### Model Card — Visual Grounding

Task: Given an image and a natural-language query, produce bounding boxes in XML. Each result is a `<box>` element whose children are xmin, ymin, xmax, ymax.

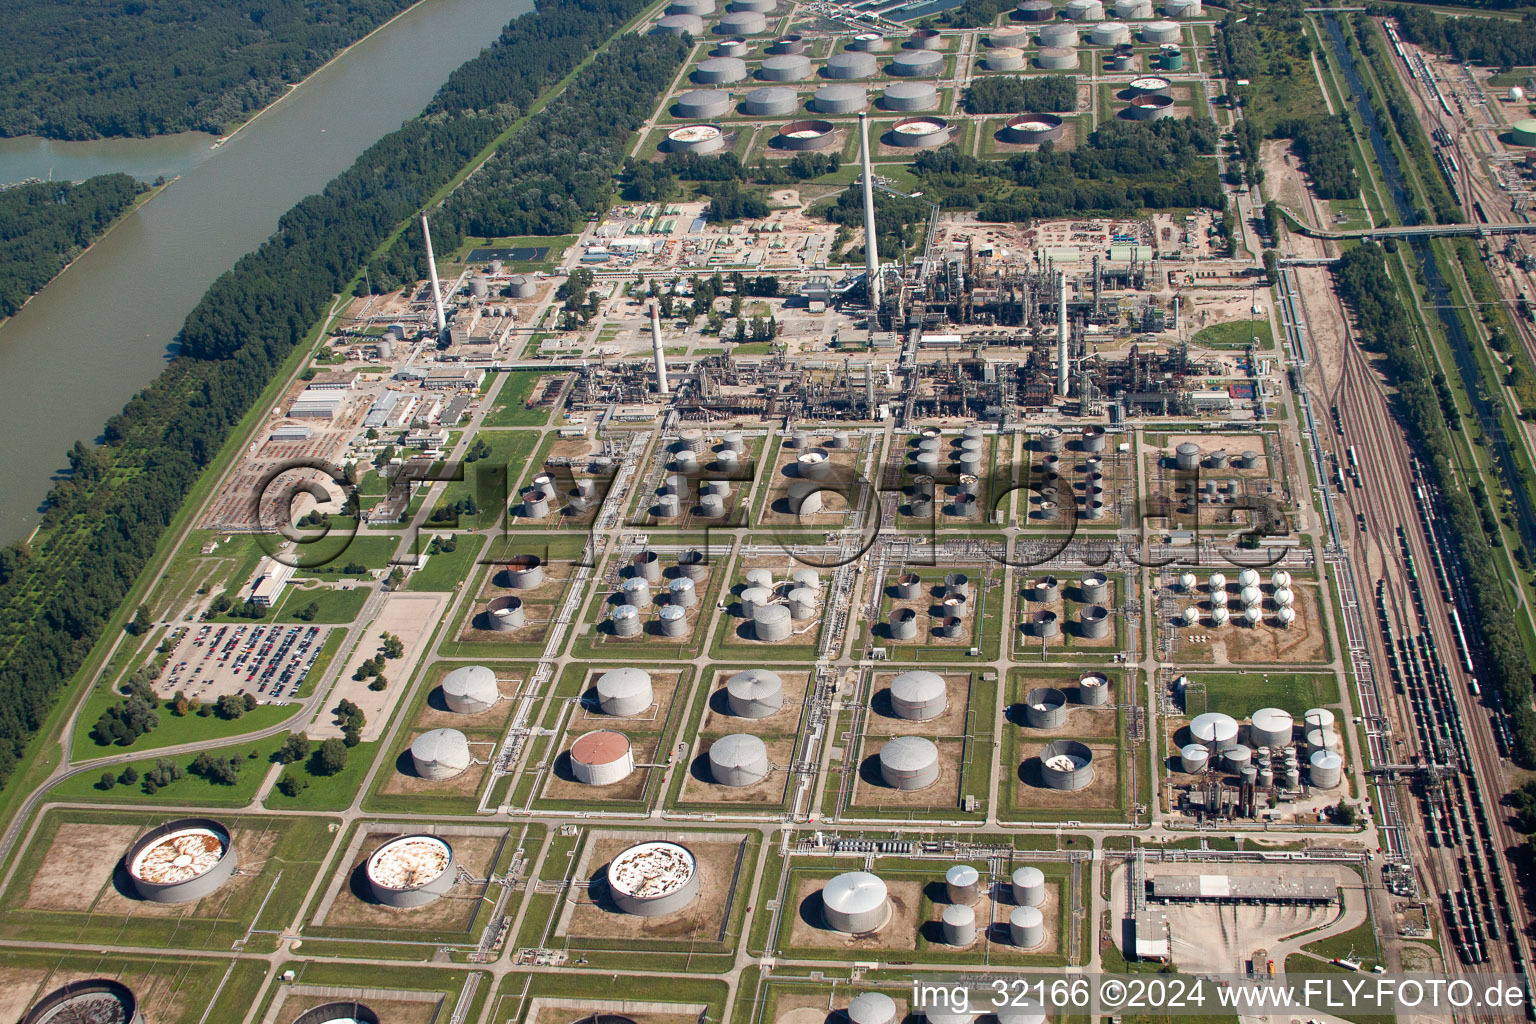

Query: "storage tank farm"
<box><xmin>20</xmin><ymin>980</ymin><xmax>145</xmax><ymax>1024</ymax></box>
<box><xmin>606</xmin><ymin>841</ymin><xmax>700</xmax><ymax>916</ymax></box>
<box><xmin>365</xmin><ymin>834</ymin><xmax>457</xmax><ymax>907</ymax></box>
<box><xmin>823</xmin><ymin>870</ymin><xmax>891</xmax><ymax>933</ymax></box>
<box><xmin>442</xmin><ymin>664</ymin><xmax>500</xmax><ymax>713</ymax></box>
<box><xmin>123</xmin><ymin>817</ymin><xmax>239</xmax><ymax>903</ymax></box>
<box><xmin>726</xmin><ymin>667</ymin><xmax>785</xmax><ymax>717</ymax></box>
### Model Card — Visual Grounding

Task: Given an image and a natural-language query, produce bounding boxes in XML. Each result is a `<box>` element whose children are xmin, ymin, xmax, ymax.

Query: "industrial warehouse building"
<box><xmin>1146</xmin><ymin>874</ymin><xmax>1336</xmax><ymax>905</ymax></box>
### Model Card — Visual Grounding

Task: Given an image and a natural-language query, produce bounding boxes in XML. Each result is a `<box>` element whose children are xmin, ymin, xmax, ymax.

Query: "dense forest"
<box><xmin>1272</xmin><ymin>116</ymin><xmax>1357</xmax><ymax>200</ymax></box>
<box><xmin>370</xmin><ymin>33</ymin><xmax>688</xmax><ymax>284</ymax></box>
<box><xmin>909</xmin><ymin>118</ymin><xmax>1223</xmax><ymax>222</ymax></box>
<box><xmin>0</xmin><ymin>174</ymin><xmax>141</xmax><ymax>318</ymax></box>
<box><xmin>0</xmin><ymin>0</ymin><xmax>418</xmax><ymax>139</ymax></box>
<box><xmin>0</xmin><ymin>0</ymin><xmax>665</xmax><ymax>791</ymax></box>
<box><xmin>934</xmin><ymin>0</ymin><xmax>1016</xmax><ymax>29</ymax></box>
<box><xmin>1382</xmin><ymin>3</ymin><xmax>1536</xmax><ymax>68</ymax></box>
<box><xmin>1334</xmin><ymin>245</ymin><xmax>1536</xmax><ymax>766</ymax></box>
<box><xmin>962</xmin><ymin>76</ymin><xmax>1078</xmax><ymax>115</ymax></box>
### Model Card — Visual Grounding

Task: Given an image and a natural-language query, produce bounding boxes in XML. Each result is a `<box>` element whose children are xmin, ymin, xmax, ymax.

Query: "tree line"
<box><xmin>1380</xmin><ymin>3</ymin><xmax>1536</xmax><ymax>68</ymax></box>
<box><xmin>0</xmin><ymin>174</ymin><xmax>142</xmax><ymax>318</ymax></box>
<box><xmin>907</xmin><ymin>118</ymin><xmax>1223</xmax><ymax>222</ymax></box>
<box><xmin>1334</xmin><ymin>244</ymin><xmax>1536</xmax><ymax>766</ymax></box>
<box><xmin>0</xmin><ymin>0</ymin><xmax>418</xmax><ymax>139</ymax></box>
<box><xmin>962</xmin><ymin>75</ymin><xmax>1077</xmax><ymax>116</ymax></box>
<box><xmin>0</xmin><ymin>0</ymin><xmax>662</xmax><ymax>793</ymax></box>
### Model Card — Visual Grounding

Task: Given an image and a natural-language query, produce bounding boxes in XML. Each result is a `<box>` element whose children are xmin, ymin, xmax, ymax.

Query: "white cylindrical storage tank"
<box><xmin>1304</xmin><ymin>725</ymin><xmax>1340</xmax><ymax>754</ymax></box>
<box><xmin>695</xmin><ymin>56</ymin><xmax>749</xmax><ymax>82</ymax></box>
<box><xmin>792</xmin><ymin>567</ymin><xmax>821</xmax><ymax>591</ymax></box>
<box><xmin>486</xmin><ymin>595</ymin><xmax>525</xmax><ymax>631</ymax></box>
<box><xmin>760</xmin><ymin>54</ymin><xmax>813</xmax><ymax>80</ymax></box>
<box><xmin>411</xmin><ymin>728</ymin><xmax>471</xmax><ymax>780</ymax></box>
<box><xmin>768</xmin><ymin>33</ymin><xmax>806</xmax><ymax>53</ymax></box>
<box><xmin>675</xmin><ymin>88</ymin><xmax>732</xmax><ymax>118</ymax></box>
<box><xmin>1079</xmin><ymin>605</ymin><xmax>1110</xmax><ymax>639</ymax></box>
<box><xmin>739</xmin><ymin>585</ymin><xmax>772</xmax><ymax>617</ymax></box>
<box><xmin>730</xmin><ymin>0</ymin><xmax>775</xmax><ymax>9</ymax></box>
<box><xmin>849</xmin><ymin>995</ymin><xmax>898</xmax><ymax>1024</ymax></box>
<box><xmin>891</xmin><ymin>669</ymin><xmax>948</xmax><ymax>721</ymax></box>
<box><xmin>945</xmin><ymin>864</ymin><xmax>980</xmax><ymax>905</ymax></box>
<box><xmin>1222</xmin><ymin>745</ymin><xmax>1252</xmax><ymax>773</ymax></box>
<box><xmin>1165</xmin><ymin>0</ymin><xmax>1200</xmax><ymax>12</ymax></box>
<box><xmin>679</xmin><ymin>548</ymin><xmax>709</xmax><ymax>579</ymax></box>
<box><xmin>1190</xmin><ymin>711</ymin><xmax>1239</xmax><ymax>750</ymax></box>
<box><xmin>611</xmin><ymin>603</ymin><xmax>642</xmax><ymax>637</ymax></box>
<box><xmin>879</xmin><ymin>735</ymin><xmax>940</xmax><ymax>790</ymax></box>
<box><xmin>997</xmin><ymin>1004</ymin><xmax>1046</xmax><ymax>1024</ymax></box>
<box><xmin>881</xmin><ymin>80</ymin><xmax>939</xmax><ymax>110</ymax></box>
<box><xmin>941</xmin><ymin>903</ymin><xmax>977</xmax><ymax>946</ymax></box>
<box><xmin>1078</xmin><ymin>672</ymin><xmax>1111</xmax><ymax>705</ymax></box>
<box><xmin>505</xmin><ymin>275</ymin><xmax>536</xmax><ymax>298</ymax></box>
<box><xmin>814</xmin><ymin>83</ymin><xmax>867</xmax><ymax>112</ymax></box>
<box><xmin>124</xmin><ymin>818</ymin><xmax>239</xmax><ymax>904</ymax></box>
<box><xmin>1174</xmin><ymin>441</ymin><xmax>1201</xmax><ymax>470</ymax></box>
<box><xmin>522</xmin><ymin>489</ymin><xmax>552</xmax><ymax>519</ymax></box>
<box><xmin>500</xmin><ymin>554</ymin><xmax>545</xmax><ymax>589</ymax></box>
<box><xmin>889</xmin><ymin>50</ymin><xmax>943</xmax><ymax>77</ymax></box>
<box><xmin>985</xmin><ymin>46</ymin><xmax>1026</xmax><ymax>71</ymax></box>
<box><xmin>848</xmin><ymin>31</ymin><xmax>887</xmax><ymax>51</ymax></box>
<box><xmin>909</xmin><ymin>27</ymin><xmax>944</xmax><ymax>48</ymax></box>
<box><xmin>745</xmin><ymin>567</ymin><xmax>775</xmax><ymax>589</ymax></box>
<box><xmin>667</xmin><ymin>123</ymin><xmax>726</xmax><ymax>155</ymax></box>
<box><xmin>1040</xmin><ymin>739</ymin><xmax>1095</xmax><ymax>789</ymax></box>
<box><xmin>1035</xmin><ymin>46</ymin><xmax>1079</xmax><ymax>69</ymax></box>
<box><xmin>655</xmin><ymin>13</ymin><xmax>704</xmax><ymax>34</ymax></box>
<box><xmin>669</xmin><ymin>576</ymin><xmax>698</xmax><ymax>607</ymax></box>
<box><xmin>366</xmin><ymin>834</ymin><xmax>456</xmax><ymax>908</ymax></box>
<box><xmin>787</xmin><ymin>587</ymin><xmax>818</xmax><ymax>619</ymax></box>
<box><xmin>1115</xmin><ymin>0</ymin><xmax>1151</xmax><ymax>15</ymax></box>
<box><xmin>621</xmin><ymin>576</ymin><xmax>653</xmax><ymax>609</ymax></box>
<box><xmin>658</xmin><ymin>604</ymin><xmax>689</xmax><ymax>637</ymax></box>
<box><xmin>1064</xmin><ymin>0</ymin><xmax>1104</xmax><ymax>17</ymax></box>
<box><xmin>1014</xmin><ymin>0</ymin><xmax>1054</xmax><ymax>19</ymax></box>
<box><xmin>1079</xmin><ymin>573</ymin><xmax>1109</xmax><ymax>604</ymax></box>
<box><xmin>709</xmin><ymin>733</ymin><xmax>771</xmax><ymax>786</ymax></box>
<box><xmin>754</xmin><ymin>604</ymin><xmax>793</xmax><ymax>641</ymax></box>
<box><xmin>1141</xmin><ymin>19</ymin><xmax>1180</xmax><ymax>43</ymax></box>
<box><xmin>1025</xmin><ymin>686</ymin><xmax>1068</xmax><ymax>729</ymax></box>
<box><xmin>698</xmin><ymin>492</ymin><xmax>727</xmax><ymax>517</ymax></box>
<box><xmin>1038</xmin><ymin>23</ymin><xmax>1079</xmax><ymax>47</ymax></box>
<box><xmin>571</xmin><ymin>730</ymin><xmax>634</xmax><ymax>784</ymax></box>
<box><xmin>607</xmin><ymin>841</ymin><xmax>701</xmax><ymax>917</ymax></box>
<box><xmin>668</xmin><ymin>0</ymin><xmax>714</xmax><ymax>11</ymax></box>
<box><xmin>890</xmin><ymin>608</ymin><xmax>919</xmax><ymax>639</ymax></box>
<box><xmin>1305</xmin><ymin>707</ymin><xmax>1336</xmax><ymax>732</ymax></box>
<box><xmin>1309</xmin><ymin>750</ymin><xmax>1343</xmax><ymax>789</ymax></box>
<box><xmin>787</xmin><ymin>479</ymin><xmax>824</xmax><ymax>515</ymax></box>
<box><xmin>1009</xmin><ymin>904</ymin><xmax>1045</xmax><ymax>948</ymax></box>
<box><xmin>798</xmin><ymin>450</ymin><xmax>833</xmax><ymax>478</ymax></box>
<box><xmin>1179</xmin><ymin>742</ymin><xmax>1210</xmax><ymax>773</ymax></box>
<box><xmin>1089</xmin><ymin>21</ymin><xmax>1130</xmax><ymax>44</ymax></box>
<box><xmin>1211</xmin><ymin>606</ymin><xmax>1230</xmax><ymax>627</ymax></box>
<box><xmin>826</xmin><ymin>50</ymin><xmax>879</xmax><ymax>78</ymax></box>
<box><xmin>716</xmin><ymin>10</ymin><xmax>767</xmax><ymax>34</ymax></box>
<box><xmin>727</xmin><ymin>668</ymin><xmax>784</xmax><ymax>717</ymax></box>
<box><xmin>1250</xmin><ymin>708</ymin><xmax>1294</xmax><ymax>749</ymax></box>
<box><xmin>824</xmin><ymin>871</ymin><xmax>891</xmax><ymax>933</ymax></box>
<box><xmin>636</xmin><ymin>549</ymin><xmax>664</xmax><ymax>581</ymax></box>
<box><xmin>596</xmin><ymin>667</ymin><xmax>654</xmax><ymax>717</ymax></box>
<box><xmin>442</xmin><ymin>665</ymin><xmax>500</xmax><ymax>714</ymax></box>
<box><xmin>1011</xmin><ymin>865</ymin><xmax>1045</xmax><ymax>906</ymax></box>
<box><xmin>673</xmin><ymin>449</ymin><xmax>699</xmax><ymax>474</ymax></box>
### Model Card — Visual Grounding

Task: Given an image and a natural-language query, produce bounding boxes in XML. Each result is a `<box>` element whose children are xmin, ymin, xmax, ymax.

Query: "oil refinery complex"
<box><xmin>11</xmin><ymin>0</ymin><xmax>1536</xmax><ymax>1022</ymax></box>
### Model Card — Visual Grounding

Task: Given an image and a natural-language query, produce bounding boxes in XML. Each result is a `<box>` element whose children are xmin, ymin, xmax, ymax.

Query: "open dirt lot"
<box><xmin>557</xmin><ymin>833</ymin><xmax>746</xmax><ymax>942</ymax></box>
<box><xmin>315</xmin><ymin>590</ymin><xmax>448</xmax><ymax>742</ymax></box>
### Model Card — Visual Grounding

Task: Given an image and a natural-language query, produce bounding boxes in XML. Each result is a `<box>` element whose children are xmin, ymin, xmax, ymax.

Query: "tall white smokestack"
<box><xmin>858</xmin><ymin>112</ymin><xmax>880</xmax><ymax>314</ymax></box>
<box><xmin>421</xmin><ymin>213</ymin><xmax>447</xmax><ymax>337</ymax></box>
<box><xmin>1057</xmin><ymin>272</ymin><xmax>1069</xmax><ymax>397</ymax></box>
<box><xmin>651</xmin><ymin>300</ymin><xmax>670</xmax><ymax>396</ymax></box>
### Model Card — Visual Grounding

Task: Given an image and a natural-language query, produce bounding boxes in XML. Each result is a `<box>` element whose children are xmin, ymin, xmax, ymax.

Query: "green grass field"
<box><xmin>1191</xmin><ymin>317</ymin><xmax>1275</xmax><ymax>350</ymax></box>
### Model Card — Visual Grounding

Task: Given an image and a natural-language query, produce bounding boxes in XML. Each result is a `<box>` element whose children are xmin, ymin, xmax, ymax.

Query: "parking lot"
<box><xmin>155</xmin><ymin>623</ymin><xmax>331</xmax><ymax>704</ymax></box>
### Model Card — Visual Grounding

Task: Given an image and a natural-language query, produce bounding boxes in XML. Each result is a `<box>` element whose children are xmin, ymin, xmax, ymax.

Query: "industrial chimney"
<box><xmin>421</xmin><ymin>213</ymin><xmax>447</xmax><ymax>339</ymax></box>
<box><xmin>858</xmin><ymin>112</ymin><xmax>880</xmax><ymax>314</ymax></box>
<box><xmin>651</xmin><ymin>301</ymin><xmax>670</xmax><ymax>396</ymax></box>
<box><xmin>1057</xmin><ymin>272</ymin><xmax>1069</xmax><ymax>398</ymax></box>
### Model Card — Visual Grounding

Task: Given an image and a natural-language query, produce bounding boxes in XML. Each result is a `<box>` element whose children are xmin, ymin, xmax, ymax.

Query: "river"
<box><xmin>0</xmin><ymin>0</ymin><xmax>531</xmax><ymax>543</ymax></box>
